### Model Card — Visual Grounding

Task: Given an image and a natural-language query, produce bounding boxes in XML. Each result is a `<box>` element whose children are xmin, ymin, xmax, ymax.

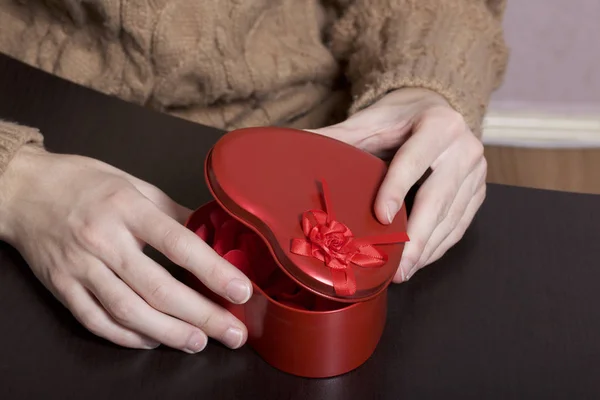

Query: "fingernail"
<box><xmin>386</xmin><ymin>201</ymin><xmax>399</xmax><ymax>224</ymax></box>
<box><xmin>223</xmin><ymin>327</ymin><xmax>244</xmax><ymax>349</ymax></box>
<box><xmin>226</xmin><ymin>279</ymin><xmax>252</xmax><ymax>304</ymax></box>
<box><xmin>405</xmin><ymin>265</ymin><xmax>418</xmax><ymax>281</ymax></box>
<box><xmin>184</xmin><ymin>331</ymin><xmax>207</xmax><ymax>354</ymax></box>
<box><xmin>142</xmin><ymin>341</ymin><xmax>160</xmax><ymax>350</ymax></box>
<box><xmin>399</xmin><ymin>260</ymin><xmax>413</xmax><ymax>282</ymax></box>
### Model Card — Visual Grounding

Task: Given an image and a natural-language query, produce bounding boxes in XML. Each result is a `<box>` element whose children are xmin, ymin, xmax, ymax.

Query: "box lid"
<box><xmin>205</xmin><ymin>127</ymin><xmax>409</xmax><ymax>302</ymax></box>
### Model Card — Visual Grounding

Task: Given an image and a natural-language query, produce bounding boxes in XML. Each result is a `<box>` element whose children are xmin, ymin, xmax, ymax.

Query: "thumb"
<box><xmin>307</xmin><ymin>116</ymin><xmax>380</xmax><ymax>148</ymax></box>
<box><xmin>305</xmin><ymin>122</ymin><xmax>349</xmax><ymax>141</ymax></box>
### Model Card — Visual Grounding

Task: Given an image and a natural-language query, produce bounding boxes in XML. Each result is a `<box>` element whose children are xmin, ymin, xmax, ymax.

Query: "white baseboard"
<box><xmin>482</xmin><ymin>102</ymin><xmax>600</xmax><ymax>148</ymax></box>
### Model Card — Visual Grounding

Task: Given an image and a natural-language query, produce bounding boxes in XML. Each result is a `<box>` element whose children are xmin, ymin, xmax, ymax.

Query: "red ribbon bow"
<box><xmin>290</xmin><ymin>180</ymin><xmax>409</xmax><ymax>296</ymax></box>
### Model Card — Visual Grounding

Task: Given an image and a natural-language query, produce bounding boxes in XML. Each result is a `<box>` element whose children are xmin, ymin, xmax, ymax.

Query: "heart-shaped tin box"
<box><xmin>184</xmin><ymin>127</ymin><xmax>409</xmax><ymax>378</ymax></box>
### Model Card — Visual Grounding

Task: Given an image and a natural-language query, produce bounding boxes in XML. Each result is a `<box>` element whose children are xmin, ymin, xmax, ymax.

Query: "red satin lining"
<box><xmin>193</xmin><ymin>207</ymin><xmax>343</xmax><ymax>312</ymax></box>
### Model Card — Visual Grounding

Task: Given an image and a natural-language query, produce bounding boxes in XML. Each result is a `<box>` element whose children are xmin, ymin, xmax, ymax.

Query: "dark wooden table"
<box><xmin>1</xmin><ymin>54</ymin><xmax>600</xmax><ymax>399</ymax></box>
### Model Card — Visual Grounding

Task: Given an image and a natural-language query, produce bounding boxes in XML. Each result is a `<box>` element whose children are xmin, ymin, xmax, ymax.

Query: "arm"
<box><xmin>324</xmin><ymin>0</ymin><xmax>509</xmax><ymax>135</ymax></box>
<box><xmin>0</xmin><ymin>119</ymin><xmax>252</xmax><ymax>353</ymax></box>
<box><xmin>315</xmin><ymin>0</ymin><xmax>509</xmax><ymax>281</ymax></box>
<box><xmin>0</xmin><ymin>120</ymin><xmax>44</xmax><ymax>238</ymax></box>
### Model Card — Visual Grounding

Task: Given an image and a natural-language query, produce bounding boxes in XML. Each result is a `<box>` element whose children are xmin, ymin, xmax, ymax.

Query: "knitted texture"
<box><xmin>326</xmin><ymin>0</ymin><xmax>509</xmax><ymax>134</ymax></box>
<box><xmin>0</xmin><ymin>120</ymin><xmax>44</xmax><ymax>176</ymax></box>
<box><xmin>0</xmin><ymin>0</ymin><xmax>508</xmax><ymax>176</ymax></box>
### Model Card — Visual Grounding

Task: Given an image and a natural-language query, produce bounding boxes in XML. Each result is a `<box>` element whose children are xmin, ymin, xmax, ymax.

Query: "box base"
<box><xmin>185</xmin><ymin>201</ymin><xmax>387</xmax><ymax>378</ymax></box>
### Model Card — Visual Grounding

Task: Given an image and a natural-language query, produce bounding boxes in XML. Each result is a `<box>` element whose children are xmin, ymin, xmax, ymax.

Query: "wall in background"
<box><xmin>490</xmin><ymin>0</ymin><xmax>600</xmax><ymax>112</ymax></box>
<box><xmin>483</xmin><ymin>1</ymin><xmax>600</xmax><ymax>194</ymax></box>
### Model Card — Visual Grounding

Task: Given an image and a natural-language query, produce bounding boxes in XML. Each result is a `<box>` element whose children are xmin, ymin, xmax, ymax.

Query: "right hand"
<box><xmin>0</xmin><ymin>146</ymin><xmax>252</xmax><ymax>353</ymax></box>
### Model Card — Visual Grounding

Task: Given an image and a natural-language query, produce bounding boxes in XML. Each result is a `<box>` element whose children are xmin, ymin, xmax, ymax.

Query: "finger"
<box><xmin>395</xmin><ymin>136</ymin><xmax>483</xmax><ymax>281</ymax></box>
<box><xmin>61</xmin><ymin>280</ymin><xmax>159</xmax><ymax>349</ymax></box>
<box><xmin>111</xmin><ymin>240</ymin><xmax>247</xmax><ymax>349</ymax></box>
<box><xmin>395</xmin><ymin>159</ymin><xmax>486</xmax><ymax>282</ymax></box>
<box><xmin>126</xmin><ymin>199</ymin><xmax>253</xmax><ymax>305</ymax></box>
<box><xmin>424</xmin><ymin>184</ymin><xmax>487</xmax><ymax>267</ymax></box>
<box><xmin>374</xmin><ymin>107</ymin><xmax>466</xmax><ymax>225</ymax></box>
<box><xmin>84</xmin><ymin>263</ymin><xmax>208</xmax><ymax>353</ymax></box>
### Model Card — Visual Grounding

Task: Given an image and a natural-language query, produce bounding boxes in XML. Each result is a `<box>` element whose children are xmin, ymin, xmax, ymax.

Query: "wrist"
<box><xmin>0</xmin><ymin>145</ymin><xmax>44</xmax><ymax>242</ymax></box>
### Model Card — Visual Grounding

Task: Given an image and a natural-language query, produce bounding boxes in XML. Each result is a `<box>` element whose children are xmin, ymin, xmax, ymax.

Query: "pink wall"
<box><xmin>491</xmin><ymin>0</ymin><xmax>600</xmax><ymax>109</ymax></box>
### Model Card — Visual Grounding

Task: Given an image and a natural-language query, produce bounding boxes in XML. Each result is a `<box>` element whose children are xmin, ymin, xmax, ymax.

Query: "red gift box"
<box><xmin>185</xmin><ymin>127</ymin><xmax>408</xmax><ymax>378</ymax></box>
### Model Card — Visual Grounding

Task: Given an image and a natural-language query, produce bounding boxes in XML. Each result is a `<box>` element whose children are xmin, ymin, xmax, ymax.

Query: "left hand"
<box><xmin>311</xmin><ymin>88</ymin><xmax>487</xmax><ymax>282</ymax></box>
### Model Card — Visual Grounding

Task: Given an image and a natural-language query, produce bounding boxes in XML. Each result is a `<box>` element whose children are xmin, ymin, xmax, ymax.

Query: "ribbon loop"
<box><xmin>290</xmin><ymin>180</ymin><xmax>409</xmax><ymax>296</ymax></box>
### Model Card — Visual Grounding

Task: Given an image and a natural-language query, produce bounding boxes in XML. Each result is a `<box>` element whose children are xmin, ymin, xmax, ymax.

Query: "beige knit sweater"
<box><xmin>0</xmin><ymin>0</ymin><xmax>508</xmax><ymax>176</ymax></box>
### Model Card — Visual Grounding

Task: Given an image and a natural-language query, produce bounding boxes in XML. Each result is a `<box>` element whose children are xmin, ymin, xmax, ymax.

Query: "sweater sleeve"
<box><xmin>0</xmin><ymin>120</ymin><xmax>44</xmax><ymax>177</ymax></box>
<box><xmin>324</xmin><ymin>0</ymin><xmax>509</xmax><ymax>135</ymax></box>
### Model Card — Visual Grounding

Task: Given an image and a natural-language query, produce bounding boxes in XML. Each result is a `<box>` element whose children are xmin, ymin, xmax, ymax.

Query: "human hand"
<box><xmin>0</xmin><ymin>147</ymin><xmax>252</xmax><ymax>352</ymax></box>
<box><xmin>312</xmin><ymin>88</ymin><xmax>487</xmax><ymax>282</ymax></box>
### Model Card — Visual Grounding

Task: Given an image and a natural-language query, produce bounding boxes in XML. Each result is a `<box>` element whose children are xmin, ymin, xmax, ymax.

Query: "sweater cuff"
<box><xmin>330</xmin><ymin>1</ymin><xmax>509</xmax><ymax>136</ymax></box>
<box><xmin>349</xmin><ymin>64</ymin><xmax>494</xmax><ymax>135</ymax></box>
<box><xmin>0</xmin><ymin>120</ymin><xmax>44</xmax><ymax>177</ymax></box>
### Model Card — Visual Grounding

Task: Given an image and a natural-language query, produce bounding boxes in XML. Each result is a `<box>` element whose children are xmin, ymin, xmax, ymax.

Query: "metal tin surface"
<box><xmin>204</xmin><ymin>127</ymin><xmax>408</xmax><ymax>301</ymax></box>
<box><xmin>185</xmin><ymin>201</ymin><xmax>387</xmax><ymax>378</ymax></box>
<box><xmin>184</xmin><ymin>127</ymin><xmax>408</xmax><ymax>377</ymax></box>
